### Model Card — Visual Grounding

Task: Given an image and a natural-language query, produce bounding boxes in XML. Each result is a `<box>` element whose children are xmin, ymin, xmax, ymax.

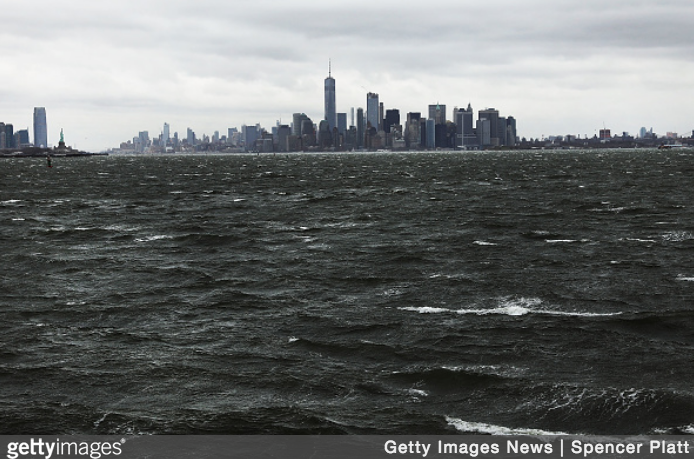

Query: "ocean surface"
<box><xmin>2</xmin><ymin>149</ymin><xmax>694</xmax><ymax>435</ymax></box>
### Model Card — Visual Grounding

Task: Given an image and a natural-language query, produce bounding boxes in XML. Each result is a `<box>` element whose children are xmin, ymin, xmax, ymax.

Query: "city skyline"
<box><xmin>2</xmin><ymin>0</ymin><xmax>694</xmax><ymax>152</ymax></box>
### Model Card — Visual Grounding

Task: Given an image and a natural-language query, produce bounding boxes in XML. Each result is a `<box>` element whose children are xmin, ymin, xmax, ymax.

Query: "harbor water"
<box><xmin>1</xmin><ymin>149</ymin><xmax>694</xmax><ymax>435</ymax></box>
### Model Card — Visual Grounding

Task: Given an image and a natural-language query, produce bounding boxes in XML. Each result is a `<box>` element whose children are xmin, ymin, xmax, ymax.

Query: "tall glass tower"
<box><xmin>366</xmin><ymin>92</ymin><xmax>379</xmax><ymax>131</ymax></box>
<box><xmin>33</xmin><ymin>107</ymin><xmax>48</xmax><ymax>148</ymax></box>
<box><xmin>324</xmin><ymin>61</ymin><xmax>336</xmax><ymax>131</ymax></box>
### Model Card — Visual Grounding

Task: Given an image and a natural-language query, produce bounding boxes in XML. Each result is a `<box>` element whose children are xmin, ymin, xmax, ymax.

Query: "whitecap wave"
<box><xmin>624</xmin><ymin>237</ymin><xmax>657</xmax><ymax>243</ymax></box>
<box><xmin>458</xmin><ymin>305</ymin><xmax>530</xmax><ymax>316</ymax></box>
<box><xmin>399</xmin><ymin>306</ymin><xmax>450</xmax><ymax>314</ymax></box>
<box><xmin>445</xmin><ymin>417</ymin><xmax>567</xmax><ymax>435</ymax></box>
<box><xmin>407</xmin><ymin>388</ymin><xmax>429</xmax><ymax>397</ymax></box>
<box><xmin>400</xmin><ymin>298</ymin><xmax>621</xmax><ymax>317</ymax></box>
<box><xmin>135</xmin><ymin>235</ymin><xmax>173</xmax><ymax>242</ymax></box>
<box><xmin>456</xmin><ymin>307</ymin><xmax>620</xmax><ymax>318</ymax></box>
<box><xmin>663</xmin><ymin>231</ymin><xmax>694</xmax><ymax>242</ymax></box>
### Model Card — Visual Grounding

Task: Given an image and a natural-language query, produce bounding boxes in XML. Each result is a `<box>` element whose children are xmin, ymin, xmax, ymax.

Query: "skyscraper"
<box><xmin>426</xmin><ymin>119</ymin><xmax>436</xmax><ymax>149</ymax></box>
<box><xmin>366</xmin><ymin>93</ymin><xmax>379</xmax><ymax>131</ymax></box>
<box><xmin>337</xmin><ymin>113</ymin><xmax>347</xmax><ymax>136</ymax></box>
<box><xmin>428</xmin><ymin>104</ymin><xmax>446</xmax><ymax>125</ymax></box>
<box><xmin>384</xmin><ymin>109</ymin><xmax>400</xmax><ymax>134</ymax></box>
<box><xmin>356</xmin><ymin>108</ymin><xmax>365</xmax><ymax>148</ymax></box>
<box><xmin>0</xmin><ymin>123</ymin><xmax>13</xmax><ymax>149</ymax></box>
<box><xmin>478</xmin><ymin>108</ymin><xmax>500</xmax><ymax>146</ymax></box>
<box><xmin>138</xmin><ymin>131</ymin><xmax>150</xmax><ymax>152</ymax></box>
<box><xmin>405</xmin><ymin>112</ymin><xmax>421</xmax><ymax>149</ymax></box>
<box><xmin>455</xmin><ymin>103</ymin><xmax>477</xmax><ymax>149</ymax></box>
<box><xmin>293</xmin><ymin>113</ymin><xmax>312</xmax><ymax>137</ymax></box>
<box><xmin>244</xmin><ymin>125</ymin><xmax>258</xmax><ymax>152</ymax></box>
<box><xmin>163</xmin><ymin>123</ymin><xmax>170</xmax><ymax>146</ymax></box>
<box><xmin>506</xmin><ymin>116</ymin><xmax>517</xmax><ymax>146</ymax></box>
<box><xmin>33</xmin><ymin>107</ymin><xmax>47</xmax><ymax>148</ymax></box>
<box><xmin>324</xmin><ymin>61</ymin><xmax>336</xmax><ymax>131</ymax></box>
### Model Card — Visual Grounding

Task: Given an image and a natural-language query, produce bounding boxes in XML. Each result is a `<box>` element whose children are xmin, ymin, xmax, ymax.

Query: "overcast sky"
<box><xmin>3</xmin><ymin>0</ymin><xmax>694</xmax><ymax>151</ymax></box>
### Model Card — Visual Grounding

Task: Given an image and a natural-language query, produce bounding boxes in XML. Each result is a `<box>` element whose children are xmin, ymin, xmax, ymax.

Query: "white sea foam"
<box><xmin>135</xmin><ymin>235</ymin><xmax>173</xmax><ymax>242</ymax></box>
<box><xmin>93</xmin><ymin>412</ymin><xmax>114</xmax><ymax>428</ymax></box>
<box><xmin>401</xmin><ymin>297</ymin><xmax>621</xmax><ymax>318</ymax></box>
<box><xmin>663</xmin><ymin>231</ymin><xmax>694</xmax><ymax>242</ymax></box>
<box><xmin>407</xmin><ymin>388</ymin><xmax>429</xmax><ymax>397</ymax></box>
<box><xmin>458</xmin><ymin>306</ymin><xmax>531</xmax><ymax>316</ymax></box>
<box><xmin>457</xmin><ymin>307</ymin><xmax>620</xmax><ymax>318</ymax></box>
<box><xmin>473</xmin><ymin>240</ymin><xmax>498</xmax><ymax>246</ymax></box>
<box><xmin>399</xmin><ymin>307</ymin><xmax>450</xmax><ymax>314</ymax></box>
<box><xmin>676</xmin><ymin>275</ymin><xmax>694</xmax><ymax>282</ymax></box>
<box><xmin>441</xmin><ymin>364</ymin><xmax>528</xmax><ymax>378</ymax></box>
<box><xmin>445</xmin><ymin>417</ymin><xmax>568</xmax><ymax>435</ymax></box>
<box><xmin>288</xmin><ymin>336</ymin><xmax>299</xmax><ymax>343</ymax></box>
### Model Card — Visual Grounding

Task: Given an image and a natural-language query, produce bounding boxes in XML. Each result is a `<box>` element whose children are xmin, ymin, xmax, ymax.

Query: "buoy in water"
<box><xmin>47</xmin><ymin>156</ymin><xmax>52</xmax><ymax>168</ymax></box>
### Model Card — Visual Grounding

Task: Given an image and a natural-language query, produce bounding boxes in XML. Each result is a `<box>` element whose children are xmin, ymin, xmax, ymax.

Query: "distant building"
<box><xmin>138</xmin><ymin>131</ymin><xmax>150</xmax><ymax>152</ymax></box>
<box><xmin>366</xmin><ymin>93</ymin><xmax>379</xmax><ymax>134</ymax></box>
<box><xmin>379</xmin><ymin>102</ymin><xmax>385</xmax><ymax>132</ymax></box>
<box><xmin>455</xmin><ymin>104</ymin><xmax>477</xmax><ymax>149</ymax></box>
<box><xmin>244</xmin><ymin>125</ymin><xmax>259</xmax><ymax>151</ymax></box>
<box><xmin>599</xmin><ymin>129</ymin><xmax>611</xmax><ymax>140</ymax></box>
<box><xmin>478</xmin><ymin>108</ymin><xmax>499</xmax><ymax>146</ymax></box>
<box><xmin>324</xmin><ymin>62</ymin><xmax>336</xmax><ymax>131</ymax></box>
<box><xmin>0</xmin><ymin>123</ymin><xmax>13</xmax><ymax>149</ymax></box>
<box><xmin>405</xmin><ymin>112</ymin><xmax>421</xmax><ymax>149</ymax></box>
<box><xmin>33</xmin><ymin>107</ymin><xmax>47</xmax><ymax>148</ymax></box>
<box><xmin>318</xmin><ymin>120</ymin><xmax>333</xmax><ymax>148</ymax></box>
<box><xmin>337</xmin><ymin>113</ymin><xmax>347</xmax><ymax>136</ymax></box>
<box><xmin>163</xmin><ymin>123</ymin><xmax>170</xmax><ymax>146</ymax></box>
<box><xmin>428</xmin><ymin>104</ymin><xmax>446</xmax><ymax>125</ymax></box>
<box><xmin>498</xmin><ymin>117</ymin><xmax>507</xmax><ymax>146</ymax></box>
<box><xmin>300</xmin><ymin>117</ymin><xmax>315</xmax><ymax>147</ymax></box>
<box><xmin>356</xmin><ymin>107</ymin><xmax>365</xmax><ymax>148</ymax></box>
<box><xmin>426</xmin><ymin>119</ymin><xmax>435</xmax><ymax>149</ymax></box>
<box><xmin>477</xmin><ymin>118</ymin><xmax>491</xmax><ymax>146</ymax></box>
<box><xmin>384</xmin><ymin>109</ymin><xmax>400</xmax><ymax>134</ymax></box>
<box><xmin>506</xmin><ymin>116</ymin><xmax>517</xmax><ymax>146</ymax></box>
<box><xmin>15</xmin><ymin>129</ymin><xmax>30</xmax><ymax>148</ymax></box>
<box><xmin>293</xmin><ymin>113</ymin><xmax>311</xmax><ymax>137</ymax></box>
<box><xmin>277</xmin><ymin>125</ymin><xmax>291</xmax><ymax>152</ymax></box>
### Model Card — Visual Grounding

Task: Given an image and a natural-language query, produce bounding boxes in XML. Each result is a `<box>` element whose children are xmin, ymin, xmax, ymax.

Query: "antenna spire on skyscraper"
<box><xmin>329</xmin><ymin>58</ymin><xmax>331</xmax><ymax>78</ymax></box>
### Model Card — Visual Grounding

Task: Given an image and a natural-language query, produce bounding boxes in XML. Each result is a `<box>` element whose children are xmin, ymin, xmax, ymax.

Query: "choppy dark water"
<box><xmin>2</xmin><ymin>150</ymin><xmax>694</xmax><ymax>435</ymax></box>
